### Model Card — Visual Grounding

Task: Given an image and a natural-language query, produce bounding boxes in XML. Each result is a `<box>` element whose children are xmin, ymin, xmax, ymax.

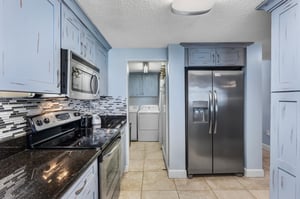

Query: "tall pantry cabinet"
<box><xmin>258</xmin><ymin>0</ymin><xmax>300</xmax><ymax>198</ymax></box>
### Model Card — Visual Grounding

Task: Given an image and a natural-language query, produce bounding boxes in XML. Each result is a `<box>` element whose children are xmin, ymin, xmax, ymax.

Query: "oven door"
<box><xmin>100</xmin><ymin>138</ymin><xmax>121</xmax><ymax>199</ymax></box>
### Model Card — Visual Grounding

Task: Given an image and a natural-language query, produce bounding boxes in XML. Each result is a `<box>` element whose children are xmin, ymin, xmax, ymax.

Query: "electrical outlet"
<box><xmin>266</xmin><ymin>129</ymin><xmax>270</xmax><ymax>136</ymax></box>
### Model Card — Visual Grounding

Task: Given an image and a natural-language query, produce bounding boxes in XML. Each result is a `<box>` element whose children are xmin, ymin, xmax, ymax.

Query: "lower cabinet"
<box><xmin>271</xmin><ymin>92</ymin><xmax>300</xmax><ymax>199</ymax></box>
<box><xmin>61</xmin><ymin>160</ymin><xmax>98</xmax><ymax>199</ymax></box>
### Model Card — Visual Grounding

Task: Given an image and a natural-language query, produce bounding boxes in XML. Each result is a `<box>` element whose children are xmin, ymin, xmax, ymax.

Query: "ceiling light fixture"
<box><xmin>171</xmin><ymin>0</ymin><xmax>215</xmax><ymax>16</ymax></box>
<box><xmin>143</xmin><ymin>62</ymin><xmax>149</xmax><ymax>73</ymax></box>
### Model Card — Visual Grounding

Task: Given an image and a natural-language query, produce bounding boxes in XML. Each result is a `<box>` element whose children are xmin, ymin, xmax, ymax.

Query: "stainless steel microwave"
<box><xmin>61</xmin><ymin>49</ymin><xmax>100</xmax><ymax>100</ymax></box>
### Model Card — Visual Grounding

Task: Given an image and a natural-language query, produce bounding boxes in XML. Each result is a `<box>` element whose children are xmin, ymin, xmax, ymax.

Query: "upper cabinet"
<box><xmin>271</xmin><ymin>0</ymin><xmax>300</xmax><ymax>91</ymax></box>
<box><xmin>1</xmin><ymin>0</ymin><xmax>61</xmax><ymax>93</ymax></box>
<box><xmin>187</xmin><ymin>47</ymin><xmax>245</xmax><ymax>66</ymax></box>
<box><xmin>95</xmin><ymin>44</ymin><xmax>108</xmax><ymax>96</ymax></box>
<box><xmin>129</xmin><ymin>73</ymin><xmax>159</xmax><ymax>97</ymax></box>
<box><xmin>61</xmin><ymin>4</ymin><xmax>81</xmax><ymax>54</ymax></box>
<box><xmin>61</xmin><ymin>1</ymin><xmax>110</xmax><ymax>96</ymax></box>
<box><xmin>62</xmin><ymin>4</ymin><xmax>96</xmax><ymax>65</ymax></box>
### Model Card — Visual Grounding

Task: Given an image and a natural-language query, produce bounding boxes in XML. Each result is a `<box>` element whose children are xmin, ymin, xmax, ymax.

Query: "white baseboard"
<box><xmin>244</xmin><ymin>168</ymin><xmax>265</xmax><ymax>177</ymax></box>
<box><xmin>168</xmin><ymin>169</ymin><xmax>187</xmax><ymax>179</ymax></box>
<box><xmin>262</xmin><ymin>143</ymin><xmax>270</xmax><ymax>151</ymax></box>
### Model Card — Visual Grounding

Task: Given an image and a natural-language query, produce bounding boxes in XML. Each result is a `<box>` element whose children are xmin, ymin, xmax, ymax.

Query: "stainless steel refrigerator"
<box><xmin>186</xmin><ymin>69</ymin><xmax>244</xmax><ymax>176</ymax></box>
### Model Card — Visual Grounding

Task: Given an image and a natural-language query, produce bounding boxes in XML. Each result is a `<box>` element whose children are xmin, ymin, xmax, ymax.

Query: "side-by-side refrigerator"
<box><xmin>186</xmin><ymin>69</ymin><xmax>244</xmax><ymax>176</ymax></box>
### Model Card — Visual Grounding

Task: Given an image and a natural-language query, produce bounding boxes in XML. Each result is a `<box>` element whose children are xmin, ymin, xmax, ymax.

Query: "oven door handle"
<box><xmin>103</xmin><ymin>139</ymin><xmax>121</xmax><ymax>160</ymax></box>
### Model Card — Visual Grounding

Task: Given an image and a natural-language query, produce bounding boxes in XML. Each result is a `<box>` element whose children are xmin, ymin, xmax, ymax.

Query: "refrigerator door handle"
<box><xmin>213</xmin><ymin>90</ymin><xmax>218</xmax><ymax>134</ymax></box>
<box><xmin>209</xmin><ymin>91</ymin><xmax>213</xmax><ymax>134</ymax></box>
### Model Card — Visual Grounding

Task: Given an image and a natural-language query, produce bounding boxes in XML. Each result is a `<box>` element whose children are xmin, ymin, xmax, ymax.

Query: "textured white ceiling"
<box><xmin>76</xmin><ymin>0</ymin><xmax>271</xmax><ymax>59</ymax></box>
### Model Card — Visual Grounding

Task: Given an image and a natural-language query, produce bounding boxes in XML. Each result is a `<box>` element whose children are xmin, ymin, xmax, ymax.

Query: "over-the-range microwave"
<box><xmin>61</xmin><ymin>49</ymin><xmax>100</xmax><ymax>100</ymax></box>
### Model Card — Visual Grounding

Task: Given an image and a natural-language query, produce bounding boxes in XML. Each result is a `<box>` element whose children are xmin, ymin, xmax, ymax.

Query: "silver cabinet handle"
<box><xmin>280</xmin><ymin>176</ymin><xmax>284</xmax><ymax>189</ymax></box>
<box><xmin>217</xmin><ymin>54</ymin><xmax>220</xmax><ymax>64</ymax></box>
<box><xmin>209</xmin><ymin>91</ymin><xmax>213</xmax><ymax>134</ymax></box>
<box><xmin>213</xmin><ymin>91</ymin><xmax>218</xmax><ymax>134</ymax></box>
<box><xmin>75</xmin><ymin>179</ymin><xmax>87</xmax><ymax>195</ymax></box>
<box><xmin>212</xmin><ymin>54</ymin><xmax>215</xmax><ymax>63</ymax></box>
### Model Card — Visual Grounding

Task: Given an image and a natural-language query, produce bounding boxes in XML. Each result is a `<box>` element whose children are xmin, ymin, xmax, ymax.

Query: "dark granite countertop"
<box><xmin>0</xmin><ymin>149</ymin><xmax>101</xmax><ymax>199</ymax></box>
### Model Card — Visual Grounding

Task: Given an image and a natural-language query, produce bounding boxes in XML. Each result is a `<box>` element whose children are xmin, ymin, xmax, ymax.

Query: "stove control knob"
<box><xmin>74</xmin><ymin>112</ymin><xmax>81</xmax><ymax>117</ymax></box>
<box><xmin>36</xmin><ymin>120</ymin><xmax>43</xmax><ymax>126</ymax></box>
<box><xmin>44</xmin><ymin>118</ymin><xmax>50</xmax><ymax>124</ymax></box>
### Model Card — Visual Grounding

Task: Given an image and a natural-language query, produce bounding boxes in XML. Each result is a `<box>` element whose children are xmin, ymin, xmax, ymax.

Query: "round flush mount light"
<box><xmin>171</xmin><ymin>0</ymin><xmax>215</xmax><ymax>15</ymax></box>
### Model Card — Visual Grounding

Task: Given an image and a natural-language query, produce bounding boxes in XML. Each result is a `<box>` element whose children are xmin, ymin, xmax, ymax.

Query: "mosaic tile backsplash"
<box><xmin>0</xmin><ymin>96</ymin><xmax>126</xmax><ymax>142</ymax></box>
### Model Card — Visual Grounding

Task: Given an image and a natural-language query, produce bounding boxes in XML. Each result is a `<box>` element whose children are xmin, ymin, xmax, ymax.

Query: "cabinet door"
<box><xmin>143</xmin><ymin>74</ymin><xmax>159</xmax><ymax>96</ymax></box>
<box><xmin>272</xmin><ymin>92</ymin><xmax>300</xmax><ymax>176</ymax></box>
<box><xmin>0</xmin><ymin>2</ymin><xmax>3</xmax><ymax>75</ymax></box>
<box><xmin>85</xmin><ymin>31</ymin><xmax>96</xmax><ymax>64</ymax></box>
<box><xmin>187</xmin><ymin>48</ymin><xmax>215</xmax><ymax>66</ymax></box>
<box><xmin>1</xmin><ymin>0</ymin><xmax>60</xmax><ymax>93</ymax></box>
<box><xmin>61</xmin><ymin>4</ymin><xmax>81</xmax><ymax>54</ymax></box>
<box><xmin>95</xmin><ymin>44</ymin><xmax>108</xmax><ymax>96</ymax></box>
<box><xmin>61</xmin><ymin>160</ymin><xmax>98</xmax><ymax>199</ymax></box>
<box><xmin>278</xmin><ymin>169</ymin><xmax>296</xmax><ymax>199</ymax></box>
<box><xmin>215</xmin><ymin>48</ymin><xmax>245</xmax><ymax>66</ymax></box>
<box><xmin>272</xmin><ymin>0</ymin><xmax>300</xmax><ymax>91</ymax></box>
<box><xmin>129</xmin><ymin>74</ymin><xmax>143</xmax><ymax>96</ymax></box>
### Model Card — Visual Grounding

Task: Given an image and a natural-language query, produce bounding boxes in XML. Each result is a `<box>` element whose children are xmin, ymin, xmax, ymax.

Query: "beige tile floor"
<box><xmin>119</xmin><ymin>142</ymin><xmax>270</xmax><ymax>199</ymax></box>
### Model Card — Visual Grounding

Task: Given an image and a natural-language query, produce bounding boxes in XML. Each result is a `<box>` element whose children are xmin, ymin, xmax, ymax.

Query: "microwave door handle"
<box><xmin>90</xmin><ymin>74</ymin><xmax>99</xmax><ymax>95</ymax></box>
<box><xmin>95</xmin><ymin>75</ymin><xmax>100</xmax><ymax>95</ymax></box>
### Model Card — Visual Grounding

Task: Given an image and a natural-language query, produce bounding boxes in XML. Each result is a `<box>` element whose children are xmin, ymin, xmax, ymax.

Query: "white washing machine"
<box><xmin>129</xmin><ymin>105</ymin><xmax>139</xmax><ymax>141</ymax></box>
<box><xmin>138</xmin><ymin>105</ymin><xmax>160</xmax><ymax>141</ymax></box>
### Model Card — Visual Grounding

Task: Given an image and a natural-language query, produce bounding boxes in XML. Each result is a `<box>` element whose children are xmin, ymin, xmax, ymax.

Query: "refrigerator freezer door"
<box><xmin>212</xmin><ymin>70</ymin><xmax>244</xmax><ymax>173</ymax></box>
<box><xmin>187</xmin><ymin>70</ymin><xmax>213</xmax><ymax>174</ymax></box>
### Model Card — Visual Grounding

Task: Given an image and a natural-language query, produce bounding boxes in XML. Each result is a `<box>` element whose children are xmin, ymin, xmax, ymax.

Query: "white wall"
<box><xmin>244</xmin><ymin>43</ymin><xmax>264</xmax><ymax>177</ymax></box>
<box><xmin>108</xmin><ymin>48</ymin><xmax>167</xmax><ymax>97</ymax></box>
<box><xmin>167</xmin><ymin>44</ymin><xmax>186</xmax><ymax>178</ymax></box>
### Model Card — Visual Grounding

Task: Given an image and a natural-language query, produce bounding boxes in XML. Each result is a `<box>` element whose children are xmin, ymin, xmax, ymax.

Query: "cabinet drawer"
<box><xmin>61</xmin><ymin>160</ymin><xmax>98</xmax><ymax>199</ymax></box>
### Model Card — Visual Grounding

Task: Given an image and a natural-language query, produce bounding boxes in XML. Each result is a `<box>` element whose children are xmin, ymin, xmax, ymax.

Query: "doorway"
<box><xmin>127</xmin><ymin>61</ymin><xmax>167</xmax><ymax>144</ymax></box>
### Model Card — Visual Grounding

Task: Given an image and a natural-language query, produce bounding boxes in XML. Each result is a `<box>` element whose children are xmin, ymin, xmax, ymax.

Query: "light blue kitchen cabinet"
<box><xmin>61</xmin><ymin>4</ymin><xmax>81</xmax><ymax>54</ymax></box>
<box><xmin>143</xmin><ymin>74</ymin><xmax>159</xmax><ymax>96</ymax></box>
<box><xmin>129</xmin><ymin>74</ymin><xmax>143</xmax><ymax>96</ymax></box>
<box><xmin>1</xmin><ymin>0</ymin><xmax>60</xmax><ymax>93</ymax></box>
<box><xmin>258</xmin><ymin>0</ymin><xmax>300</xmax><ymax>199</ymax></box>
<box><xmin>278</xmin><ymin>169</ymin><xmax>296</xmax><ymax>199</ymax></box>
<box><xmin>271</xmin><ymin>92</ymin><xmax>300</xmax><ymax>199</ymax></box>
<box><xmin>187</xmin><ymin>47</ymin><xmax>245</xmax><ymax>66</ymax></box>
<box><xmin>187</xmin><ymin>48</ymin><xmax>215</xmax><ymax>66</ymax></box>
<box><xmin>271</xmin><ymin>0</ymin><xmax>300</xmax><ymax>91</ymax></box>
<box><xmin>129</xmin><ymin>73</ymin><xmax>159</xmax><ymax>97</ymax></box>
<box><xmin>95</xmin><ymin>44</ymin><xmax>108</xmax><ymax>96</ymax></box>
<box><xmin>61</xmin><ymin>160</ymin><xmax>98</xmax><ymax>199</ymax></box>
<box><xmin>0</xmin><ymin>1</ymin><xmax>3</xmax><ymax>74</ymax></box>
<box><xmin>62</xmin><ymin>4</ymin><xmax>96</xmax><ymax>64</ymax></box>
<box><xmin>84</xmin><ymin>30</ymin><xmax>96</xmax><ymax>64</ymax></box>
<box><xmin>215</xmin><ymin>48</ymin><xmax>245</xmax><ymax>66</ymax></box>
